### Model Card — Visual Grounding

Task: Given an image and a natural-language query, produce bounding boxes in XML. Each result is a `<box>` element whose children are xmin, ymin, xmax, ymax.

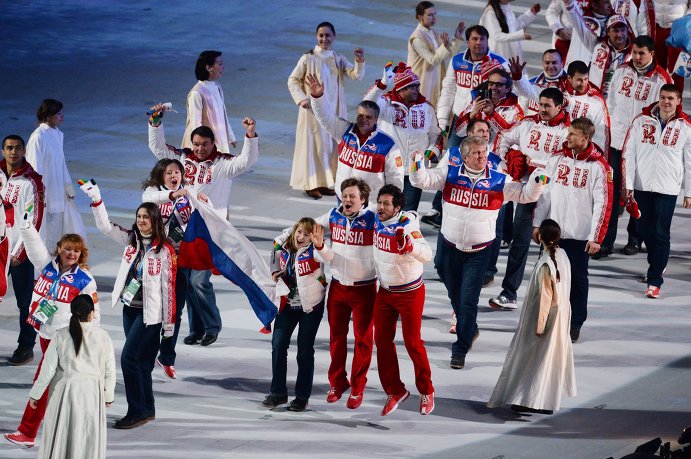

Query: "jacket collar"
<box><xmin>561</xmin><ymin>141</ymin><xmax>605</xmax><ymax>161</ymax></box>
<box><xmin>530</xmin><ymin>109</ymin><xmax>571</xmax><ymax>127</ymax></box>
<box><xmin>563</xmin><ymin>79</ymin><xmax>603</xmax><ymax>97</ymax></box>
<box><xmin>0</xmin><ymin>159</ymin><xmax>32</xmax><ymax>178</ymax></box>
<box><xmin>642</xmin><ymin>102</ymin><xmax>688</xmax><ymax>123</ymax></box>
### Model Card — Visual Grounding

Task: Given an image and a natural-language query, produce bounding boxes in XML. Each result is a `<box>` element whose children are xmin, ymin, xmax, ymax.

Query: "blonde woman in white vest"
<box><xmin>407</xmin><ymin>1</ymin><xmax>465</xmax><ymax>108</ymax></box>
<box><xmin>287</xmin><ymin>22</ymin><xmax>365</xmax><ymax>200</ymax></box>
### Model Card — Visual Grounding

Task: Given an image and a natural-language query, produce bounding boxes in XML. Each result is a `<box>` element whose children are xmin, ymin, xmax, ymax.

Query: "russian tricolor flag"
<box><xmin>178</xmin><ymin>194</ymin><xmax>278</xmax><ymax>332</ymax></box>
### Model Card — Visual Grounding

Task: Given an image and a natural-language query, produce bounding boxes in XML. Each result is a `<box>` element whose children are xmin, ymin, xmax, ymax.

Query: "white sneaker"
<box><xmin>489</xmin><ymin>295</ymin><xmax>517</xmax><ymax>310</ymax></box>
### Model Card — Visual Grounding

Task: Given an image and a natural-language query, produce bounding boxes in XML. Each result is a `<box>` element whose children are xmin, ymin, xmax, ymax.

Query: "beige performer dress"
<box><xmin>288</xmin><ymin>46</ymin><xmax>364</xmax><ymax>191</ymax></box>
<box><xmin>29</xmin><ymin>324</ymin><xmax>116</xmax><ymax>459</ymax></box>
<box><xmin>487</xmin><ymin>248</ymin><xmax>576</xmax><ymax>412</ymax></box>
<box><xmin>407</xmin><ymin>24</ymin><xmax>462</xmax><ymax>108</ymax></box>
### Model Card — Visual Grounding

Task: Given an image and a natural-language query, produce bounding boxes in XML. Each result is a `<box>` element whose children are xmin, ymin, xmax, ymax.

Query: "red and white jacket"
<box><xmin>373</xmin><ymin>211</ymin><xmax>432</xmax><ymax>291</ymax></box>
<box><xmin>606</xmin><ymin>61</ymin><xmax>673</xmax><ymax>150</ymax></box>
<box><xmin>455</xmin><ymin>93</ymin><xmax>524</xmax><ymax>141</ymax></box>
<box><xmin>563</xmin><ymin>80</ymin><xmax>612</xmax><ymax>153</ymax></box>
<box><xmin>494</xmin><ymin>111</ymin><xmax>571</xmax><ymax>167</ymax></box>
<box><xmin>1</xmin><ymin>159</ymin><xmax>44</xmax><ymax>263</ymax></box>
<box><xmin>534</xmin><ymin>142</ymin><xmax>613</xmax><ymax>243</ymax></box>
<box><xmin>612</xmin><ymin>0</ymin><xmax>656</xmax><ymax>36</ymax></box>
<box><xmin>92</xmin><ymin>201</ymin><xmax>176</xmax><ymax>330</ymax></box>
<box><xmin>562</xmin><ymin>0</ymin><xmax>610</xmax><ymax>65</ymax></box>
<box><xmin>314</xmin><ymin>206</ymin><xmax>377</xmax><ymax>286</ymax></box>
<box><xmin>513</xmin><ymin>71</ymin><xmax>568</xmax><ymax>116</ymax></box>
<box><xmin>364</xmin><ymin>81</ymin><xmax>443</xmax><ymax>172</ymax></box>
<box><xmin>311</xmin><ymin>93</ymin><xmax>404</xmax><ymax>201</ymax></box>
<box><xmin>654</xmin><ymin>0</ymin><xmax>688</xmax><ymax>28</ymax></box>
<box><xmin>149</xmin><ymin>122</ymin><xmax>258</xmax><ymax>218</ymax></box>
<box><xmin>589</xmin><ymin>39</ymin><xmax>633</xmax><ymax>98</ymax></box>
<box><xmin>623</xmin><ymin>103</ymin><xmax>691</xmax><ymax>196</ymax></box>
<box><xmin>410</xmin><ymin>147</ymin><xmax>546</xmax><ymax>252</ymax></box>
<box><xmin>271</xmin><ymin>242</ymin><xmax>327</xmax><ymax>313</ymax></box>
<box><xmin>20</xmin><ymin>224</ymin><xmax>100</xmax><ymax>340</ymax></box>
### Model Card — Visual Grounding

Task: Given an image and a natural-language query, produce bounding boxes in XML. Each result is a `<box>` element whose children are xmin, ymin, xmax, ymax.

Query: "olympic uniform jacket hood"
<box><xmin>314</xmin><ymin>206</ymin><xmax>377</xmax><ymax>285</ymax></box>
<box><xmin>606</xmin><ymin>60</ymin><xmax>673</xmax><ymax>150</ymax></box>
<box><xmin>437</xmin><ymin>49</ymin><xmax>510</xmax><ymax>129</ymax></box>
<box><xmin>91</xmin><ymin>201</ymin><xmax>176</xmax><ymax>331</ymax></box>
<box><xmin>373</xmin><ymin>211</ymin><xmax>432</xmax><ymax>291</ymax></box>
<box><xmin>534</xmin><ymin>142</ymin><xmax>614</xmax><ymax>243</ymax></box>
<box><xmin>21</xmin><ymin>224</ymin><xmax>99</xmax><ymax>340</ymax></box>
<box><xmin>271</xmin><ymin>243</ymin><xmax>327</xmax><ymax>313</ymax></box>
<box><xmin>310</xmin><ymin>92</ymin><xmax>404</xmax><ymax>201</ymax></box>
<box><xmin>410</xmin><ymin>147</ymin><xmax>546</xmax><ymax>252</ymax></box>
<box><xmin>1</xmin><ymin>159</ymin><xmax>45</xmax><ymax>263</ymax></box>
<box><xmin>148</xmin><ymin>120</ymin><xmax>258</xmax><ymax>218</ymax></box>
<box><xmin>623</xmin><ymin>103</ymin><xmax>691</xmax><ymax>197</ymax></box>
<box><xmin>363</xmin><ymin>81</ymin><xmax>443</xmax><ymax>172</ymax></box>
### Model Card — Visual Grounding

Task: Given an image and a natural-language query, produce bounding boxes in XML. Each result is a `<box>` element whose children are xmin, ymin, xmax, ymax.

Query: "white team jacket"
<box><xmin>623</xmin><ymin>103</ymin><xmax>691</xmax><ymax>196</ymax></box>
<box><xmin>654</xmin><ymin>0</ymin><xmax>688</xmax><ymax>28</ymax></box>
<box><xmin>271</xmin><ymin>243</ymin><xmax>327</xmax><ymax>313</ymax></box>
<box><xmin>563</xmin><ymin>80</ymin><xmax>611</xmax><ymax>152</ymax></box>
<box><xmin>373</xmin><ymin>211</ymin><xmax>432</xmax><ymax>291</ymax></box>
<box><xmin>494</xmin><ymin>111</ymin><xmax>571</xmax><ymax>165</ymax></box>
<box><xmin>534</xmin><ymin>142</ymin><xmax>613</xmax><ymax>243</ymax></box>
<box><xmin>363</xmin><ymin>82</ymin><xmax>442</xmax><ymax>172</ymax></box>
<box><xmin>91</xmin><ymin>201</ymin><xmax>176</xmax><ymax>330</ymax></box>
<box><xmin>148</xmin><ymin>122</ymin><xmax>258</xmax><ymax>218</ymax></box>
<box><xmin>606</xmin><ymin>61</ymin><xmax>673</xmax><ymax>150</ymax></box>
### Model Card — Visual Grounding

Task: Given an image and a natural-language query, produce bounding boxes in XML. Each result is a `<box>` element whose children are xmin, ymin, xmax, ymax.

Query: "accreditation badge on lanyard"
<box><xmin>121</xmin><ymin>245</ymin><xmax>148</xmax><ymax>306</ymax></box>
<box><xmin>31</xmin><ymin>277</ymin><xmax>61</xmax><ymax>326</ymax></box>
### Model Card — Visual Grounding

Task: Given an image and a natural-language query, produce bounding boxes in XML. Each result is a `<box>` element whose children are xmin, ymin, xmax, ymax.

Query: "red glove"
<box><xmin>395</xmin><ymin>227</ymin><xmax>414</xmax><ymax>255</ymax></box>
<box><xmin>505</xmin><ymin>149</ymin><xmax>528</xmax><ymax>181</ymax></box>
<box><xmin>625</xmin><ymin>195</ymin><xmax>641</xmax><ymax>219</ymax></box>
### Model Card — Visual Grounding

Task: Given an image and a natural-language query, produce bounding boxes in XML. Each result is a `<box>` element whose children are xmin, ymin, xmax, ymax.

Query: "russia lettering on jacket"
<box><xmin>34</xmin><ymin>275</ymin><xmax>81</xmax><ymax>302</ymax></box>
<box><xmin>331</xmin><ymin>225</ymin><xmax>372</xmax><ymax>246</ymax></box>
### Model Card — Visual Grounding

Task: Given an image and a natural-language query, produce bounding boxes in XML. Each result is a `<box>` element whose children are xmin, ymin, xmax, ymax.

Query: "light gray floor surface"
<box><xmin>0</xmin><ymin>1</ymin><xmax>689</xmax><ymax>458</ymax></box>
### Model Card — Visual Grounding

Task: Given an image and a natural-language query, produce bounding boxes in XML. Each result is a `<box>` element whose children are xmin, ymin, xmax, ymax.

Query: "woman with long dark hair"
<box><xmin>487</xmin><ymin>219</ymin><xmax>576</xmax><ymax>415</ymax></box>
<box><xmin>27</xmin><ymin>294</ymin><xmax>115</xmax><ymax>459</ymax></box>
<box><xmin>142</xmin><ymin>158</ymin><xmax>208</xmax><ymax>379</ymax></box>
<box><xmin>480</xmin><ymin>0</ymin><xmax>541</xmax><ymax>64</ymax></box>
<box><xmin>4</xmin><ymin>217</ymin><xmax>98</xmax><ymax>449</ymax></box>
<box><xmin>82</xmin><ymin>180</ymin><xmax>176</xmax><ymax>429</ymax></box>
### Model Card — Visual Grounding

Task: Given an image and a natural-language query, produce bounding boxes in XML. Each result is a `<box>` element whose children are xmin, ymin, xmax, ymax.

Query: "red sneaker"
<box><xmin>420</xmin><ymin>393</ymin><xmax>435</xmax><ymax>415</ymax></box>
<box><xmin>645</xmin><ymin>286</ymin><xmax>660</xmax><ymax>299</ymax></box>
<box><xmin>156</xmin><ymin>358</ymin><xmax>177</xmax><ymax>379</ymax></box>
<box><xmin>381</xmin><ymin>390</ymin><xmax>410</xmax><ymax>416</ymax></box>
<box><xmin>346</xmin><ymin>392</ymin><xmax>363</xmax><ymax>409</ymax></box>
<box><xmin>326</xmin><ymin>384</ymin><xmax>349</xmax><ymax>403</ymax></box>
<box><xmin>4</xmin><ymin>431</ymin><xmax>34</xmax><ymax>447</ymax></box>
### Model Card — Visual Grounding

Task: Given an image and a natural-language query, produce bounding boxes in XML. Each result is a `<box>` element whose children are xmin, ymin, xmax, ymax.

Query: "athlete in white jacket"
<box><xmin>371</xmin><ymin>184</ymin><xmax>434</xmax><ymax>416</ymax></box>
<box><xmin>622</xmin><ymin>85</ymin><xmax>691</xmax><ymax>298</ymax></box>
<box><xmin>363</xmin><ymin>63</ymin><xmax>442</xmax><ymax>211</ymax></box>
<box><xmin>533</xmin><ymin>117</ymin><xmax>613</xmax><ymax>343</ymax></box>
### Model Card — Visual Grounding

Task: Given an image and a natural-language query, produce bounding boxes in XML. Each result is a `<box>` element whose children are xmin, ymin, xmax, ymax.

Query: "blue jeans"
<box><xmin>486</xmin><ymin>204</ymin><xmax>507</xmax><ymax>277</ymax></box>
<box><xmin>560</xmin><ymin>239</ymin><xmax>590</xmax><ymax>331</ymax></box>
<box><xmin>122</xmin><ymin>306</ymin><xmax>161</xmax><ymax>418</ymax></box>
<box><xmin>403</xmin><ymin>176</ymin><xmax>423</xmax><ymax>212</ymax></box>
<box><xmin>500</xmin><ymin>202</ymin><xmax>536</xmax><ymax>300</ymax></box>
<box><xmin>436</xmin><ymin>237</ymin><xmax>491</xmax><ymax>356</ymax></box>
<box><xmin>270</xmin><ymin>303</ymin><xmax>324</xmax><ymax>401</ymax></box>
<box><xmin>635</xmin><ymin>190</ymin><xmax>676</xmax><ymax>287</ymax></box>
<box><xmin>9</xmin><ymin>259</ymin><xmax>36</xmax><ymax>350</ymax></box>
<box><xmin>627</xmin><ymin>216</ymin><xmax>641</xmax><ymax>245</ymax></box>
<box><xmin>602</xmin><ymin>148</ymin><xmax>622</xmax><ymax>249</ymax></box>
<box><xmin>158</xmin><ymin>268</ymin><xmax>189</xmax><ymax>366</ymax></box>
<box><xmin>186</xmin><ymin>269</ymin><xmax>221</xmax><ymax>336</ymax></box>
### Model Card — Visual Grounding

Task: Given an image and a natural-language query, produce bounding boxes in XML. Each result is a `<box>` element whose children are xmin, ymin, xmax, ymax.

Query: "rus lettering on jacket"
<box><xmin>455</xmin><ymin>70</ymin><xmax>481</xmax><ymax>89</ymax></box>
<box><xmin>375</xmin><ymin>233</ymin><xmax>393</xmax><ymax>252</ymax></box>
<box><xmin>449</xmin><ymin>187</ymin><xmax>490</xmax><ymax>207</ymax></box>
<box><xmin>331</xmin><ymin>225</ymin><xmax>366</xmax><ymax>245</ymax></box>
<box><xmin>338</xmin><ymin>146</ymin><xmax>374</xmax><ymax>171</ymax></box>
<box><xmin>297</xmin><ymin>259</ymin><xmax>316</xmax><ymax>276</ymax></box>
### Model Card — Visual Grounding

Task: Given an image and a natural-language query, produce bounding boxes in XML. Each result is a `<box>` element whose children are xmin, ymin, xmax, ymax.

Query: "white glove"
<box><xmin>78</xmin><ymin>179</ymin><xmax>101</xmax><ymax>202</ymax></box>
<box><xmin>162</xmin><ymin>323</ymin><xmax>174</xmax><ymax>338</ymax></box>
<box><xmin>20</xmin><ymin>202</ymin><xmax>34</xmax><ymax>230</ymax></box>
<box><xmin>382</xmin><ymin>61</ymin><xmax>395</xmax><ymax>87</ymax></box>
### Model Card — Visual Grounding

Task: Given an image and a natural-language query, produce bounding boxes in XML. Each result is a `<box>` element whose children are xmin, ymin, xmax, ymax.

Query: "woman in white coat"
<box><xmin>480</xmin><ymin>0</ymin><xmax>541</xmax><ymax>64</ymax></box>
<box><xmin>407</xmin><ymin>1</ymin><xmax>465</xmax><ymax>108</ymax></box>
<box><xmin>28</xmin><ymin>294</ymin><xmax>115</xmax><ymax>459</ymax></box>
<box><xmin>288</xmin><ymin>22</ymin><xmax>365</xmax><ymax>200</ymax></box>
<box><xmin>25</xmin><ymin>98</ymin><xmax>86</xmax><ymax>250</ymax></box>
<box><xmin>487</xmin><ymin>219</ymin><xmax>576</xmax><ymax>414</ymax></box>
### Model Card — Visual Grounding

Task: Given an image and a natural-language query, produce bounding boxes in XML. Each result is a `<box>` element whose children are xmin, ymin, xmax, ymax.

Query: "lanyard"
<box><xmin>135</xmin><ymin>243</ymin><xmax>151</xmax><ymax>279</ymax></box>
<box><xmin>46</xmin><ymin>276</ymin><xmax>62</xmax><ymax>300</ymax></box>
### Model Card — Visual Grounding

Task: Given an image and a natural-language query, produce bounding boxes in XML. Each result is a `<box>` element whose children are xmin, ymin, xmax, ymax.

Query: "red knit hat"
<box><xmin>394</xmin><ymin>62</ymin><xmax>420</xmax><ymax>92</ymax></box>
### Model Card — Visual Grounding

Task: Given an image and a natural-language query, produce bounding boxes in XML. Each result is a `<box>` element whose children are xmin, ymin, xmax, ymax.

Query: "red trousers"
<box><xmin>18</xmin><ymin>337</ymin><xmax>50</xmax><ymax>438</ymax></box>
<box><xmin>654</xmin><ymin>24</ymin><xmax>684</xmax><ymax>92</ymax></box>
<box><xmin>326</xmin><ymin>279</ymin><xmax>376</xmax><ymax>394</ymax></box>
<box><xmin>374</xmin><ymin>285</ymin><xmax>433</xmax><ymax>396</ymax></box>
